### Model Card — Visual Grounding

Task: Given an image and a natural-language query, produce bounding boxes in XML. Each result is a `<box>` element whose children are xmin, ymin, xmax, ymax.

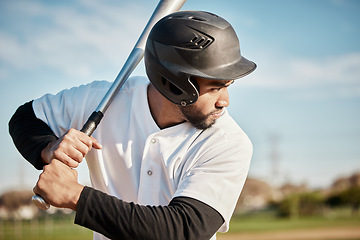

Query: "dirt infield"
<box><xmin>217</xmin><ymin>226</ymin><xmax>360</xmax><ymax>240</ymax></box>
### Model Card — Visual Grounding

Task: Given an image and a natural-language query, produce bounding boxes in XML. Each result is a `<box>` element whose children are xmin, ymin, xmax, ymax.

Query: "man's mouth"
<box><xmin>211</xmin><ymin>108</ymin><xmax>224</xmax><ymax>119</ymax></box>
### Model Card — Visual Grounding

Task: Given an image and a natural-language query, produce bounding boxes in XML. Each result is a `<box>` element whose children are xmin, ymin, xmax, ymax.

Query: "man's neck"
<box><xmin>147</xmin><ymin>84</ymin><xmax>185</xmax><ymax>129</ymax></box>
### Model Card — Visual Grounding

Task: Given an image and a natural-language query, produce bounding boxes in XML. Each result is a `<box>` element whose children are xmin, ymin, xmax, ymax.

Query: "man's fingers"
<box><xmin>52</xmin><ymin>149</ymin><xmax>80</xmax><ymax>168</ymax></box>
<box><xmin>44</xmin><ymin>128</ymin><xmax>102</xmax><ymax>168</ymax></box>
<box><xmin>91</xmin><ymin>136</ymin><xmax>103</xmax><ymax>149</ymax></box>
<box><xmin>71</xmin><ymin>168</ymin><xmax>79</xmax><ymax>178</ymax></box>
<box><xmin>69</xmin><ymin>129</ymin><xmax>102</xmax><ymax>152</ymax></box>
<box><xmin>70</xmin><ymin>136</ymin><xmax>89</xmax><ymax>155</ymax></box>
<box><xmin>33</xmin><ymin>166</ymin><xmax>51</xmax><ymax>196</ymax></box>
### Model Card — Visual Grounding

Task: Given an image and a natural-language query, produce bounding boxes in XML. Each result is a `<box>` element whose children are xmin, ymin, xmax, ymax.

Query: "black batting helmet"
<box><xmin>145</xmin><ymin>11</ymin><xmax>256</xmax><ymax>106</ymax></box>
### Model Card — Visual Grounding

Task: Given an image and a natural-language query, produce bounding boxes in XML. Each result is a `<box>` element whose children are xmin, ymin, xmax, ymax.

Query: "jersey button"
<box><xmin>147</xmin><ymin>170</ymin><xmax>153</xmax><ymax>176</ymax></box>
<box><xmin>151</xmin><ymin>138</ymin><xmax>156</xmax><ymax>144</ymax></box>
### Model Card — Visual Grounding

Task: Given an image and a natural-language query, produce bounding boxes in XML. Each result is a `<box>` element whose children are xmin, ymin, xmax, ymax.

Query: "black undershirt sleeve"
<box><xmin>75</xmin><ymin>187</ymin><xmax>225</xmax><ymax>240</ymax></box>
<box><xmin>8</xmin><ymin>101</ymin><xmax>58</xmax><ymax>170</ymax></box>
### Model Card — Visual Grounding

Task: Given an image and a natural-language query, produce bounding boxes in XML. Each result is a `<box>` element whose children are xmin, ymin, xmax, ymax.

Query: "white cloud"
<box><xmin>0</xmin><ymin>0</ymin><xmax>151</xmax><ymax>81</ymax></box>
<box><xmin>2</xmin><ymin>0</ymin><xmax>360</xmax><ymax>99</ymax></box>
<box><xmin>290</xmin><ymin>53</ymin><xmax>360</xmax><ymax>85</ymax></box>
<box><xmin>237</xmin><ymin>52</ymin><xmax>360</xmax><ymax>97</ymax></box>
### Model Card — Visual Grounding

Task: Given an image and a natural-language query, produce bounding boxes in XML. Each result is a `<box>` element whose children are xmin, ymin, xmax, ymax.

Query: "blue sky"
<box><xmin>0</xmin><ymin>0</ymin><xmax>359</xmax><ymax>194</ymax></box>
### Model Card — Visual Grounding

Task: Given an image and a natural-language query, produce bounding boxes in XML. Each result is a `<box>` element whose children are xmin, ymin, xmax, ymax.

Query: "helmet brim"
<box><xmin>192</xmin><ymin>55</ymin><xmax>257</xmax><ymax>81</ymax></box>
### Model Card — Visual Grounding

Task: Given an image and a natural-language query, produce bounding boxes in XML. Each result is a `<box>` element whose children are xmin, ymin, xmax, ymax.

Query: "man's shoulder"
<box><xmin>122</xmin><ymin>76</ymin><xmax>149</xmax><ymax>90</ymax></box>
<box><xmin>77</xmin><ymin>76</ymin><xmax>149</xmax><ymax>104</ymax></box>
<box><xmin>213</xmin><ymin>110</ymin><xmax>247</xmax><ymax>137</ymax></box>
<box><xmin>205</xmin><ymin>110</ymin><xmax>252</xmax><ymax>148</ymax></box>
<box><xmin>84</xmin><ymin>76</ymin><xmax>148</xmax><ymax>91</ymax></box>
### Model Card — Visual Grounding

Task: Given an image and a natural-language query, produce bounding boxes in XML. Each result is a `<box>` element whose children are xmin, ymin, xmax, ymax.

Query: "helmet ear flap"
<box><xmin>189</xmin><ymin>77</ymin><xmax>200</xmax><ymax>94</ymax></box>
<box><xmin>162</xmin><ymin>77</ymin><xmax>183</xmax><ymax>96</ymax></box>
<box><xmin>160</xmin><ymin>76</ymin><xmax>199</xmax><ymax>106</ymax></box>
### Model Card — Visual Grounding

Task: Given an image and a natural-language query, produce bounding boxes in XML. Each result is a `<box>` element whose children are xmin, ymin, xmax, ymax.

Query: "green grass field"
<box><xmin>1</xmin><ymin>212</ymin><xmax>359</xmax><ymax>240</ymax></box>
<box><xmin>228</xmin><ymin>213</ymin><xmax>360</xmax><ymax>233</ymax></box>
<box><xmin>230</xmin><ymin>214</ymin><xmax>360</xmax><ymax>233</ymax></box>
<box><xmin>0</xmin><ymin>215</ymin><xmax>92</xmax><ymax>240</ymax></box>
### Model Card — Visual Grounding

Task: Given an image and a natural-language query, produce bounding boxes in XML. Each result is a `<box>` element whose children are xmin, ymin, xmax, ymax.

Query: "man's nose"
<box><xmin>215</xmin><ymin>88</ymin><xmax>229</xmax><ymax>108</ymax></box>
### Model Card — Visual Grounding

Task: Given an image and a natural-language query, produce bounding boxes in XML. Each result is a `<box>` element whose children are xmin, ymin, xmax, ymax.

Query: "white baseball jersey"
<box><xmin>33</xmin><ymin>76</ymin><xmax>252</xmax><ymax>239</ymax></box>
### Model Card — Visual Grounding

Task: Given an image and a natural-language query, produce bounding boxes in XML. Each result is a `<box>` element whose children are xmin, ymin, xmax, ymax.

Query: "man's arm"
<box><xmin>9</xmin><ymin>101</ymin><xmax>102</xmax><ymax>169</ymax></box>
<box><xmin>77</xmin><ymin>188</ymin><xmax>224</xmax><ymax>240</ymax></box>
<box><xmin>12</xmin><ymin>102</ymin><xmax>225</xmax><ymax>239</ymax></box>
<box><xmin>34</xmin><ymin>160</ymin><xmax>224</xmax><ymax>240</ymax></box>
<box><xmin>9</xmin><ymin>101</ymin><xmax>58</xmax><ymax>170</ymax></box>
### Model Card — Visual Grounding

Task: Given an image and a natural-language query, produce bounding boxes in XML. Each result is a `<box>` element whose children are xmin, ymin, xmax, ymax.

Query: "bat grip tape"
<box><xmin>80</xmin><ymin>111</ymin><xmax>104</xmax><ymax>136</ymax></box>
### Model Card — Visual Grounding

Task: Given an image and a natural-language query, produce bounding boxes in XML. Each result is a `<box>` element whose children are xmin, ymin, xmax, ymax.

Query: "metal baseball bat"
<box><xmin>32</xmin><ymin>0</ymin><xmax>187</xmax><ymax>210</ymax></box>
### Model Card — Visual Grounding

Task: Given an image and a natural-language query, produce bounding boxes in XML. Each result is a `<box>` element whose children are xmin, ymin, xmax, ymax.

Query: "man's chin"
<box><xmin>180</xmin><ymin>107</ymin><xmax>219</xmax><ymax>130</ymax></box>
<box><xmin>190</xmin><ymin>118</ymin><xmax>216</xmax><ymax>130</ymax></box>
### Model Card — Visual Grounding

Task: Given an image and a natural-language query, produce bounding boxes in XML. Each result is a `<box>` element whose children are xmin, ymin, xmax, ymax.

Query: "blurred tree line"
<box><xmin>236</xmin><ymin>172</ymin><xmax>360</xmax><ymax>218</ymax></box>
<box><xmin>272</xmin><ymin>186</ymin><xmax>360</xmax><ymax>218</ymax></box>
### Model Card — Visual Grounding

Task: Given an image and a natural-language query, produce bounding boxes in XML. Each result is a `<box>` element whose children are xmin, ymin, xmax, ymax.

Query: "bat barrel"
<box><xmin>95</xmin><ymin>48</ymin><xmax>144</xmax><ymax>114</ymax></box>
<box><xmin>96</xmin><ymin>0</ymin><xmax>187</xmax><ymax>114</ymax></box>
<box><xmin>32</xmin><ymin>0</ymin><xmax>187</xmax><ymax>210</ymax></box>
<box><xmin>134</xmin><ymin>0</ymin><xmax>187</xmax><ymax>50</ymax></box>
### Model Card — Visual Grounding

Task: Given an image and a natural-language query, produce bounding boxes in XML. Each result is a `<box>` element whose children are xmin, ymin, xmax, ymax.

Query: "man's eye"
<box><xmin>211</xmin><ymin>87</ymin><xmax>222</xmax><ymax>92</ymax></box>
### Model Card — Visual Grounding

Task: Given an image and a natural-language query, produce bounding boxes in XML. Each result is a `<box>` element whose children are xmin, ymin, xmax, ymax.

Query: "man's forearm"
<box><xmin>75</xmin><ymin>187</ymin><xmax>224</xmax><ymax>240</ymax></box>
<box><xmin>9</xmin><ymin>101</ymin><xmax>58</xmax><ymax>170</ymax></box>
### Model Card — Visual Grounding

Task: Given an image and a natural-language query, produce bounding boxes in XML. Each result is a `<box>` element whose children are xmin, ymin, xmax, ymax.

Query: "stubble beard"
<box><xmin>179</xmin><ymin>105</ymin><xmax>221</xmax><ymax>130</ymax></box>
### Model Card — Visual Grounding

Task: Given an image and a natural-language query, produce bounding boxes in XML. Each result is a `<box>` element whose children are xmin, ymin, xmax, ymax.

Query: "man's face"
<box><xmin>179</xmin><ymin>77</ymin><xmax>233</xmax><ymax>130</ymax></box>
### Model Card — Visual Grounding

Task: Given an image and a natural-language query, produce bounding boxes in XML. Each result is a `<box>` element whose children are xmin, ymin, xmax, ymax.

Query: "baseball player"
<box><xmin>9</xmin><ymin>11</ymin><xmax>256</xmax><ymax>240</ymax></box>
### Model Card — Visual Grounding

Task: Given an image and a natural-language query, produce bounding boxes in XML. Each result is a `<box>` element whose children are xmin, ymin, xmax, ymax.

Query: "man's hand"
<box><xmin>41</xmin><ymin>128</ymin><xmax>102</xmax><ymax>168</ymax></box>
<box><xmin>33</xmin><ymin>160</ymin><xmax>84</xmax><ymax>211</ymax></box>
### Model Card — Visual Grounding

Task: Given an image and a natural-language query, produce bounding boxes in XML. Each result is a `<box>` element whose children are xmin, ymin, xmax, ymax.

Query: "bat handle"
<box><xmin>80</xmin><ymin>111</ymin><xmax>104</xmax><ymax>136</ymax></box>
<box><xmin>32</xmin><ymin>111</ymin><xmax>104</xmax><ymax>210</ymax></box>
